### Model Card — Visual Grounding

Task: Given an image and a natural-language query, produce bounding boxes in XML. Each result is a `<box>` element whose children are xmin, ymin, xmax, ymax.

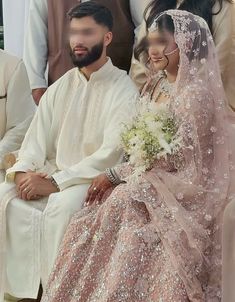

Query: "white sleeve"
<box><xmin>3</xmin><ymin>0</ymin><xmax>27</xmax><ymax>57</ymax></box>
<box><xmin>0</xmin><ymin>60</ymin><xmax>35</xmax><ymax>165</ymax></box>
<box><xmin>212</xmin><ymin>1</ymin><xmax>234</xmax><ymax>76</ymax></box>
<box><xmin>6</xmin><ymin>89</ymin><xmax>52</xmax><ymax>178</ymax></box>
<box><xmin>212</xmin><ymin>1</ymin><xmax>235</xmax><ymax>109</ymax></box>
<box><xmin>52</xmin><ymin>88</ymin><xmax>139</xmax><ymax>191</ymax></box>
<box><xmin>23</xmin><ymin>0</ymin><xmax>48</xmax><ymax>89</ymax></box>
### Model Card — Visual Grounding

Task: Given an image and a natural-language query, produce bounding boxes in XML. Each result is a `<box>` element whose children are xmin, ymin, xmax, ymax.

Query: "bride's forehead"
<box><xmin>147</xmin><ymin>30</ymin><xmax>175</xmax><ymax>42</ymax></box>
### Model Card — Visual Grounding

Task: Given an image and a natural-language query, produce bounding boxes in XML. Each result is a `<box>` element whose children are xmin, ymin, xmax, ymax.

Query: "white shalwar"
<box><xmin>0</xmin><ymin>59</ymin><xmax>138</xmax><ymax>300</ymax></box>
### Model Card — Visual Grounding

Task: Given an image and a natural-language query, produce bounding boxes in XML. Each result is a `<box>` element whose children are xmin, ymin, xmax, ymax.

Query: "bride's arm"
<box><xmin>108</xmin><ymin>161</ymin><xmax>134</xmax><ymax>183</ymax></box>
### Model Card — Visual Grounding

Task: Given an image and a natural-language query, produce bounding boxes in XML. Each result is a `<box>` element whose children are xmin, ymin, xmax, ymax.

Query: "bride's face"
<box><xmin>147</xmin><ymin>29</ymin><xmax>180</xmax><ymax>73</ymax></box>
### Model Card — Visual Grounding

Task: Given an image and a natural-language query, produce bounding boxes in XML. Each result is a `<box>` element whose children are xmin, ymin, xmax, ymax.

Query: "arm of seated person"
<box><xmin>15</xmin><ymin>171</ymin><xmax>59</xmax><ymax>201</ymax></box>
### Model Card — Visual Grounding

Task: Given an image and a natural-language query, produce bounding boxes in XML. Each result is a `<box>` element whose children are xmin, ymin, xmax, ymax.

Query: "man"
<box><xmin>0</xmin><ymin>50</ymin><xmax>35</xmax><ymax>183</ymax></box>
<box><xmin>2</xmin><ymin>0</ymin><xmax>30</xmax><ymax>57</ymax></box>
<box><xmin>24</xmin><ymin>0</ymin><xmax>150</xmax><ymax>104</ymax></box>
<box><xmin>0</xmin><ymin>3</ymin><xmax>138</xmax><ymax>301</ymax></box>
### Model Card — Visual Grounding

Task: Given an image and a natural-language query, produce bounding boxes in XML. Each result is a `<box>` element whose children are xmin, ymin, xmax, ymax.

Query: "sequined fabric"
<box><xmin>42</xmin><ymin>178</ymin><xmax>190</xmax><ymax>302</ymax></box>
<box><xmin>41</xmin><ymin>10</ymin><xmax>235</xmax><ymax>302</ymax></box>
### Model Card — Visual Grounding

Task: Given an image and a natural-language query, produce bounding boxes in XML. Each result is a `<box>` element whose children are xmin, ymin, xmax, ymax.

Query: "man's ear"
<box><xmin>104</xmin><ymin>31</ymin><xmax>113</xmax><ymax>47</ymax></box>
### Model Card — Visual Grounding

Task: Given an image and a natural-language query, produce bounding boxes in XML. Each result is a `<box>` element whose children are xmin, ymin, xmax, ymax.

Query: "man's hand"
<box><xmin>15</xmin><ymin>172</ymin><xmax>29</xmax><ymax>187</ymax></box>
<box><xmin>85</xmin><ymin>173</ymin><xmax>114</xmax><ymax>206</ymax></box>
<box><xmin>15</xmin><ymin>171</ymin><xmax>59</xmax><ymax>201</ymax></box>
<box><xmin>32</xmin><ymin>88</ymin><xmax>47</xmax><ymax>105</ymax></box>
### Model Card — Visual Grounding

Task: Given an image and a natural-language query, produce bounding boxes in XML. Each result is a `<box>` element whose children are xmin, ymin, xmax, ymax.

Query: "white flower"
<box><xmin>205</xmin><ymin>214</ymin><xmax>212</xmax><ymax>222</ymax></box>
<box><xmin>158</xmin><ymin>134</ymin><xmax>172</xmax><ymax>154</ymax></box>
<box><xmin>120</xmin><ymin>96</ymin><xmax>182</xmax><ymax>176</ymax></box>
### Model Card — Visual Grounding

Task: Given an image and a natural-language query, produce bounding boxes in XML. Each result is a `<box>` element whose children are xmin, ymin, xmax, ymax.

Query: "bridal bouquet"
<box><xmin>121</xmin><ymin>97</ymin><xmax>182</xmax><ymax>175</ymax></box>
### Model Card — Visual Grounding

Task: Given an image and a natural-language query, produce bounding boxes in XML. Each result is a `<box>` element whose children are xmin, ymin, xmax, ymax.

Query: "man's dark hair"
<box><xmin>68</xmin><ymin>1</ymin><xmax>113</xmax><ymax>31</ymax></box>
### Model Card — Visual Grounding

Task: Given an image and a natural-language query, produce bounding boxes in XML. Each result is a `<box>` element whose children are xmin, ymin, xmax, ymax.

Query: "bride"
<box><xmin>41</xmin><ymin>10</ymin><xmax>235</xmax><ymax>301</ymax></box>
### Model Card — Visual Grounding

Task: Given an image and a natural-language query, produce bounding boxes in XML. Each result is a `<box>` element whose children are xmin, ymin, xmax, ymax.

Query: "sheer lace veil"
<box><xmin>145</xmin><ymin>10</ymin><xmax>235</xmax><ymax>300</ymax></box>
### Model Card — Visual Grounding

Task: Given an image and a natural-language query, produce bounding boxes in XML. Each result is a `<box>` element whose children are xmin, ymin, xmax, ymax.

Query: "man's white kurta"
<box><xmin>0</xmin><ymin>59</ymin><xmax>138</xmax><ymax>300</ymax></box>
<box><xmin>2</xmin><ymin>0</ymin><xmax>30</xmax><ymax>57</ymax></box>
<box><xmin>0</xmin><ymin>50</ymin><xmax>35</xmax><ymax>182</ymax></box>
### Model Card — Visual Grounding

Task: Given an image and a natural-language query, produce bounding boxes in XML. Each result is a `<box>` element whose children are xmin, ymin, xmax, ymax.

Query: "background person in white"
<box><xmin>2</xmin><ymin>0</ymin><xmax>30</xmax><ymax>57</ymax></box>
<box><xmin>23</xmin><ymin>0</ymin><xmax>151</xmax><ymax>104</ymax></box>
<box><xmin>0</xmin><ymin>50</ymin><xmax>35</xmax><ymax>184</ymax></box>
<box><xmin>0</xmin><ymin>3</ymin><xmax>138</xmax><ymax>301</ymax></box>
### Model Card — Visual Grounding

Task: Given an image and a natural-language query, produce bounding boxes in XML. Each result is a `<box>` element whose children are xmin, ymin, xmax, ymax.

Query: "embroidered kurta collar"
<box><xmin>77</xmin><ymin>57</ymin><xmax>113</xmax><ymax>83</ymax></box>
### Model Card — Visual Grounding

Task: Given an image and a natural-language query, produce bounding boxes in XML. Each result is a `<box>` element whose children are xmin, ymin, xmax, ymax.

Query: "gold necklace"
<box><xmin>151</xmin><ymin>77</ymin><xmax>174</xmax><ymax>102</ymax></box>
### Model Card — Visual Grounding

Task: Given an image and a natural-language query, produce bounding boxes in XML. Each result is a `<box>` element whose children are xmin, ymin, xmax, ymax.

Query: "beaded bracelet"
<box><xmin>105</xmin><ymin>168</ymin><xmax>122</xmax><ymax>186</ymax></box>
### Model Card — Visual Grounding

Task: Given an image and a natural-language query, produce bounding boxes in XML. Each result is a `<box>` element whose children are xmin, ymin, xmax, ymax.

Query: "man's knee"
<box><xmin>0</xmin><ymin>182</ymin><xmax>16</xmax><ymax>201</ymax></box>
<box><xmin>46</xmin><ymin>184</ymin><xmax>90</xmax><ymax>214</ymax></box>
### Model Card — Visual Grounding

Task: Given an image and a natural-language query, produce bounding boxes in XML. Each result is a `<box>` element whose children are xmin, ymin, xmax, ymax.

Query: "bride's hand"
<box><xmin>85</xmin><ymin>173</ymin><xmax>114</xmax><ymax>206</ymax></box>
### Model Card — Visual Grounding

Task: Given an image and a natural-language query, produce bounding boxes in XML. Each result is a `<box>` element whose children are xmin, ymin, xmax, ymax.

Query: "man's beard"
<box><xmin>70</xmin><ymin>41</ymin><xmax>104</xmax><ymax>68</ymax></box>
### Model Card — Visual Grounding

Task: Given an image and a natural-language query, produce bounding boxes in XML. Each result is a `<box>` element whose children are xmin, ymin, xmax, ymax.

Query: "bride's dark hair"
<box><xmin>134</xmin><ymin>0</ymin><xmax>231</xmax><ymax>61</ymax></box>
<box><xmin>145</xmin><ymin>0</ymin><xmax>232</xmax><ymax>34</ymax></box>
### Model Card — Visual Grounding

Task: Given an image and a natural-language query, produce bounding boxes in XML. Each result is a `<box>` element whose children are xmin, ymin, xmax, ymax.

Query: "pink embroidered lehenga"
<box><xmin>41</xmin><ymin>10</ymin><xmax>235</xmax><ymax>302</ymax></box>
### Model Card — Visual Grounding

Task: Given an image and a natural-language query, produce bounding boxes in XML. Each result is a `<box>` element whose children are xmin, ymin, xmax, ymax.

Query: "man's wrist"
<box><xmin>50</xmin><ymin>176</ymin><xmax>60</xmax><ymax>192</ymax></box>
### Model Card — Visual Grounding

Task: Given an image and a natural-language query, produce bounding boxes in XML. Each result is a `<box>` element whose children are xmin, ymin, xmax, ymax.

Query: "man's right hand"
<box><xmin>15</xmin><ymin>171</ymin><xmax>28</xmax><ymax>186</ymax></box>
<box><xmin>15</xmin><ymin>172</ymin><xmax>33</xmax><ymax>200</ymax></box>
<box><xmin>15</xmin><ymin>171</ymin><xmax>47</xmax><ymax>200</ymax></box>
<box><xmin>32</xmin><ymin>88</ymin><xmax>47</xmax><ymax>105</ymax></box>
